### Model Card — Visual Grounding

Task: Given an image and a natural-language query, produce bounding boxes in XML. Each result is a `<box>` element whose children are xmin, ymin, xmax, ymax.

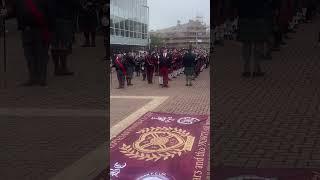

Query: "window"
<box><xmin>126</xmin><ymin>31</ymin><xmax>129</xmax><ymax>37</ymax></box>
<box><xmin>134</xmin><ymin>21</ymin><xmax>139</xmax><ymax>32</ymax></box>
<box><xmin>115</xmin><ymin>17</ymin><xmax>119</xmax><ymax>29</ymax></box>
<box><xmin>110</xmin><ymin>28</ymin><xmax>114</xmax><ymax>35</ymax></box>
<box><xmin>130</xmin><ymin>21</ymin><xmax>134</xmax><ymax>31</ymax></box>
<box><xmin>125</xmin><ymin>20</ymin><xmax>130</xmax><ymax>31</ymax></box>
<box><xmin>116</xmin><ymin>28</ymin><xmax>120</xmax><ymax>36</ymax></box>
<box><xmin>110</xmin><ymin>17</ymin><xmax>114</xmax><ymax>28</ymax></box>
<box><xmin>120</xmin><ymin>19</ymin><xmax>124</xmax><ymax>30</ymax></box>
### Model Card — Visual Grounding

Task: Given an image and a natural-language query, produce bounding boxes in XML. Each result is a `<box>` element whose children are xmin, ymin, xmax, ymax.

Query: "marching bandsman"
<box><xmin>141</xmin><ymin>52</ymin><xmax>147</xmax><ymax>81</ymax></box>
<box><xmin>16</xmin><ymin>0</ymin><xmax>56</xmax><ymax>86</ymax></box>
<box><xmin>145</xmin><ymin>51</ymin><xmax>155</xmax><ymax>84</ymax></box>
<box><xmin>112</xmin><ymin>53</ymin><xmax>126</xmax><ymax>89</ymax></box>
<box><xmin>51</xmin><ymin>0</ymin><xmax>79</xmax><ymax>76</ymax></box>
<box><xmin>234</xmin><ymin>0</ymin><xmax>268</xmax><ymax>77</ymax></box>
<box><xmin>171</xmin><ymin>49</ymin><xmax>179</xmax><ymax>78</ymax></box>
<box><xmin>0</xmin><ymin>0</ymin><xmax>7</xmax><ymax>33</ymax></box>
<box><xmin>79</xmin><ymin>0</ymin><xmax>100</xmax><ymax>47</ymax></box>
<box><xmin>159</xmin><ymin>48</ymin><xmax>170</xmax><ymax>88</ymax></box>
<box><xmin>183</xmin><ymin>47</ymin><xmax>195</xmax><ymax>86</ymax></box>
<box><xmin>178</xmin><ymin>50</ymin><xmax>183</xmax><ymax>76</ymax></box>
<box><xmin>124</xmin><ymin>52</ymin><xmax>135</xmax><ymax>86</ymax></box>
<box><xmin>135</xmin><ymin>54</ymin><xmax>141</xmax><ymax>77</ymax></box>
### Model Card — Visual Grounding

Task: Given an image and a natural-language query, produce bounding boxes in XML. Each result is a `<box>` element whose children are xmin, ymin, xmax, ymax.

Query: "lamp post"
<box><xmin>142</xmin><ymin>5</ymin><xmax>150</xmax><ymax>50</ymax></box>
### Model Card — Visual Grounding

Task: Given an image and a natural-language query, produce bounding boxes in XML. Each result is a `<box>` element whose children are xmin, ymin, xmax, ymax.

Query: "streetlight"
<box><xmin>142</xmin><ymin>5</ymin><xmax>150</xmax><ymax>50</ymax></box>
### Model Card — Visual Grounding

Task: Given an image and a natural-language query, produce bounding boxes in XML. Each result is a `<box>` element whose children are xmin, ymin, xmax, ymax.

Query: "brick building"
<box><xmin>151</xmin><ymin>17</ymin><xmax>210</xmax><ymax>50</ymax></box>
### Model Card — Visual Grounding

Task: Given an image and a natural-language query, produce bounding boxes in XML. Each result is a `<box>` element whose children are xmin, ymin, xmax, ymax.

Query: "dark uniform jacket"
<box><xmin>55</xmin><ymin>0</ymin><xmax>79</xmax><ymax>20</ymax></box>
<box><xmin>0</xmin><ymin>1</ymin><xmax>5</xmax><ymax>31</ymax></box>
<box><xmin>183</xmin><ymin>52</ymin><xmax>195</xmax><ymax>68</ymax></box>
<box><xmin>159</xmin><ymin>54</ymin><xmax>171</xmax><ymax>69</ymax></box>
<box><xmin>233</xmin><ymin>0</ymin><xmax>271</xmax><ymax>41</ymax></box>
<box><xmin>15</xmin><ymin>0</ymin><xmax>56</xmax><ymax>31</ymax></box>
<box><xmin>78</xmin><ymin>0</ymin><xmax>99</xmax><ymax>31</ymax></box>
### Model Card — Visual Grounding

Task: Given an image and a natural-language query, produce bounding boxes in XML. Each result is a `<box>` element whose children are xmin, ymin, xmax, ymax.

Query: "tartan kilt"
<box><xmin>184</xmin><ymin>67</ymin><xmax>194</xmax><ymax>76</ymax></box>
<box><xmin>238</xmin><ymin>18</ymin><xmax>271</xmax><ymax>42</ymax></box>
<box><xmin>51</xmin><ymin>19</ymin><xmax>74</xmax><ymax>54</ymax></box>
<box><xmin>126</xmin><ymin>66</ymin><xmax>134</xmax><ymax>78</ymax></box>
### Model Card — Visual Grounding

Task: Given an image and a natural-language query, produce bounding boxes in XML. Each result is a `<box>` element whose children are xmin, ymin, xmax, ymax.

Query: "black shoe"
<box><xmin>186</xmin><ymin>84</ymin><xmax>189</xmax><ymax>86</ymax></box>
<box><xmin>242</xmin><ymin>72</ymin><xmax>251</xmax><ymax>77</ymax></box>
<box><xmin>252</xmin><ymin>72</ymin><xmax>265</xmax><ymax>77</ymax></box>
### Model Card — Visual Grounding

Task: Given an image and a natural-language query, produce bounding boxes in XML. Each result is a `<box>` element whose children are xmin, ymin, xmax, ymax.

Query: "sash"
<box><xmin>25</xmin><ymin>0</ymin><xmax>50</xmax><ymax>44</ymax></box>
<box><xmin>115</xmin><ymin>57</ymin><xmax>126</xmax><ymax>75</ymax></box>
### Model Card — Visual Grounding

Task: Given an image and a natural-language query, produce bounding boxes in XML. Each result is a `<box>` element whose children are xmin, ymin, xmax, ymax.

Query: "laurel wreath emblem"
<box><xmin>119</xmin><ymin>127</ymin><xmax>191</xmax><ymax>162</ymax></box>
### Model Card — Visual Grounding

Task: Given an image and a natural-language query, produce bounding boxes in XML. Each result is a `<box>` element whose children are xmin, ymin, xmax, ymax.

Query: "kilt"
<box><xmin>51</xmin><ymin>19</ymin><xmax>73</xmax><ymax>53</ymax></box>
<box><xmin>238</xmin><ymin>18</ymin><xmax>272</xmax><ymax>42</ymax></box>
<box><xmin>126</xmin><ymin>66</ymin><xmax>134</xmax><ymax>78</ymax></box>
<box><xmin>184</xmin><ymin>67</ymin><xmax>194</xmax><ymax>76</ymax></box>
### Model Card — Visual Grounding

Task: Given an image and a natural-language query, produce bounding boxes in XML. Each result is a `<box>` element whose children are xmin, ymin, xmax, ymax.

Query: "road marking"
<box><xmin>49</xmin><ymin>96</ymin><xmax>168</xmax><ymax>180</ymax></box>
<box><xmin>0</xmin><ymin>108</ymin><xmax>105</xmax><ymax>117</ymax></box>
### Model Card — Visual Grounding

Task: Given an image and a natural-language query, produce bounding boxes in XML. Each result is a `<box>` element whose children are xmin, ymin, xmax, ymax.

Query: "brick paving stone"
<box><xmin>111</xmin><ymin>68</ymin><xmax>210</xmax><ymax>115</ymax></box>
<box><xmin>0</xmin><ymin>116</ymin><xmax>106</xmax><ymax>180</ymax></box>
<box><xmin>0</xmin><ymin>20</ymin><xmax>107</xmax><ymax>179</ymax></box>
<box><xmin>110</xmin><ymin>98</ymin><xmax>151</xmax><ymax>127</ymax></box>
<box><xmin>110</xmin><ymin>60</ymin><xmax>210</xmax><ymax>179</ymax></box>
<box><xmin>213</xmin><ymin>14</ymin><xmax>320</xmax><ymax>169</ymax></box>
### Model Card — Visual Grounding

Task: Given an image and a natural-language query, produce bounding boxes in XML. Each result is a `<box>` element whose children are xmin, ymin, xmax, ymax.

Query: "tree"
<box><xmin>150</xmin><ymin>34</ymin><xmax>164</xmax><ymax>49</ymax></box>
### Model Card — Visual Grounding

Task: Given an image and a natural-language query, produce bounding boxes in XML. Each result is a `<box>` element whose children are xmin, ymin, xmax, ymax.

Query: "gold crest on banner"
<box><xmin>119</xmin><ymin>127</ymin><xmax>195</xmax><ymax>161</ymax></box>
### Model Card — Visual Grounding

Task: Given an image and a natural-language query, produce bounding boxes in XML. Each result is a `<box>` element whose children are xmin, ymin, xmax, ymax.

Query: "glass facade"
<box><xmin>110</xmin><ymin>0</ymin><xmax>149</xmax><ymax>47</ymax></box>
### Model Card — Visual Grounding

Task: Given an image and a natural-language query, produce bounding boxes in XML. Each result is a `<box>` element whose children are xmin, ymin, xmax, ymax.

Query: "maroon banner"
<box><xmin>212</xmin><ymin>167</ymin><xmax>320</xmax><ymax>180</ymax></box>
<box><xmin>110</xmin><ymin>112</ymin><xmax>210</xmax><ymax>180</ymax></box>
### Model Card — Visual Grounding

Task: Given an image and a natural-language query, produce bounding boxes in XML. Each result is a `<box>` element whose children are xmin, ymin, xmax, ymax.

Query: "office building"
<box><xmin>110</xmin><ymin>0</ymin><xmax>149</xmax><ymax>52</ymax></box>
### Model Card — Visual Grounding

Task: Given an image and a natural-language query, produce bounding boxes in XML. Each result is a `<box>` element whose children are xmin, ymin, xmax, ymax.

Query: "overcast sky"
<box><xmin>148</xmin><ymin>0</ymin><xmax>210</xmax><ymax>31</ymax></box>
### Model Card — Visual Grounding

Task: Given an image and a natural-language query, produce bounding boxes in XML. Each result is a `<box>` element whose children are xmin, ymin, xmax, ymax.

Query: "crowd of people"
<box><xmin>111</xmin><ymin>47</ymin><xmax>209</xmax><ymax>89</ymax></box>
<box><xmin>0</xmin><ymin>0</ymin><xmax>109</xmax><ymax>87</ymax></box>
<box><xmin>213</xmin><ymin>0</ymin><xmax>320</xmax><ymax>77</ymax></box>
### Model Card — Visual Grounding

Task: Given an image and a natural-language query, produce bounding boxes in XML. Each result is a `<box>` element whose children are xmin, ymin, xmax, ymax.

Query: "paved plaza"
<box><xmin>213</xmin><ymin>15</ymin><xmax>320</xmax><ymax>169</ymax></box>
<box><xmin>109</xmin><ymin>65</ymin><xmax>210</xmax><ymax>179</ymax></box>
<box><xmin>0</xmin><ymin>20</ymin><xmax>107</xmax><ymax>180</ymax></box>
